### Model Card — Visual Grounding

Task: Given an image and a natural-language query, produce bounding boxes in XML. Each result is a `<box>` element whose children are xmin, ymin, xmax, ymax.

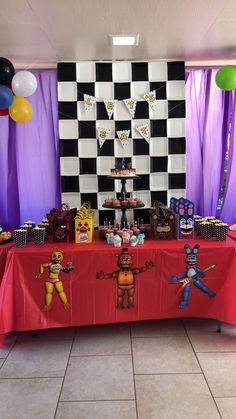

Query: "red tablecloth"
<box><xmin>227</xmin><ymin>228</ymin><xmax>236</xmax><ymax>241</ymax></box>
<box><xmin>0</xmin><ymin>241</ymin><xmax>14</xmax><ymax>284</ymax></box>
<box><xmin>1</xmin><ymin>234</ymin><xmax>236</xmax><ymax>337</ymax></box>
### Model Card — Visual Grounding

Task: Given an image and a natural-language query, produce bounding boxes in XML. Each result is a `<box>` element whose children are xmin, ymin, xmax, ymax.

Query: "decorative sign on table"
<box><xmin>149</xmin><ymin>201</ymin><xmax>177</xmax><ymax>240</ymax></box>
<box><xmin>170</xmin><ymin>197</ymin><xmax>194</xmax><ymax>240</ymax></box>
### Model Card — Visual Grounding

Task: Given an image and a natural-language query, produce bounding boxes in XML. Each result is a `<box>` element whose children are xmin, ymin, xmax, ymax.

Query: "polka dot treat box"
<box><xmin>14</xmin><ymin>229</ymin><xmax>27</xmax><ymax>247</ymax></box>
<box><xmin>33</xmin><ymin>227</ymin><xmax>46</xmax><ymax>245</ymax></box>
<box><xmin>215</xmin><ymin>223</ymin><xmax>228</xmax><ymax>241</ymax></box>
<box><xmin>199</xmin><ymin>222</ymin><xmax>212</xmax><ymax>240</ymax></box>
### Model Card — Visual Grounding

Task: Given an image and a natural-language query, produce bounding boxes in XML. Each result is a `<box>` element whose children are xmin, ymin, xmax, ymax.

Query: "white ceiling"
<box><xmin>1</xmin><ymin>0</ymin><xmax>236</xmax><ymax>67</ymax></box>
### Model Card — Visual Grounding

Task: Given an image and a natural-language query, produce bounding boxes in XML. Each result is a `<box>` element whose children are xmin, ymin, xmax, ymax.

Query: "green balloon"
<box><xmin>215</xmin><ymin>66</ymin><xmax>236</xmax><ymax>90</ymax></box>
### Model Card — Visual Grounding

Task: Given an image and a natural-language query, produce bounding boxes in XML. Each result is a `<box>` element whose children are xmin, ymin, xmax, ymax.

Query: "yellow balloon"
<box><xmin>9</xmin><ymin>96</ymin><xmax>32</xmax><ymax>123</ymax></box>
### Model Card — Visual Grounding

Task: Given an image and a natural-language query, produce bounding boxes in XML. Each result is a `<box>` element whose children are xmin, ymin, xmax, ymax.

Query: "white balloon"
<box><xmin>12</xmin><ymin>71</ymin><xmax>37</xmax><ymax>97</ymax></box>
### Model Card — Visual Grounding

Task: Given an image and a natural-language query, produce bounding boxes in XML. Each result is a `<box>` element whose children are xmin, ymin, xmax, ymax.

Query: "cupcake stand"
<box><xmin>102</xmin><ymin>175</ymin><xmax>144</xmax><ymax>226</ymax></box>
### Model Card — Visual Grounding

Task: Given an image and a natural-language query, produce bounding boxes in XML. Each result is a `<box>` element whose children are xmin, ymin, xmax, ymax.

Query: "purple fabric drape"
<box><xmin>220</xmin><ymin>92</ymin><xmax>236</xmax><ymax>222</ymax></box>
<box><xmin>185</xmin><ymin>68</ymin><xmax>229</xmax><ymax>217</ymax></box>
<box><xmin>0</xmin><ymin>69</ymin><xmax>61</xmax><ymax>229</ymax></box>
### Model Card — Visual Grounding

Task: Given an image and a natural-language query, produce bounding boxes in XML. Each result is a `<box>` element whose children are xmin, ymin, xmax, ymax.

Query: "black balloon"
<box><xmin>0</xmin><ymin>57</ymin><xmax>15</xmax><ymax>86</ymax></box>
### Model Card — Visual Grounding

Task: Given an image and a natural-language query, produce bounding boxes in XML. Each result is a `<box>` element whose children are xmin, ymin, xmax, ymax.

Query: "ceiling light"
<box><xmin>109</xmin><ymin>34</ymin><xmax>139</xmax><ymax>46</ymax></box>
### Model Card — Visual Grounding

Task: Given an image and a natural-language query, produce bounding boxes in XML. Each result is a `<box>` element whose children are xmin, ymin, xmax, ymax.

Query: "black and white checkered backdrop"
<box><xmin>58</xmin><ymin>61</ymin><xmax>186</xmax><ymax>227</ymax></box>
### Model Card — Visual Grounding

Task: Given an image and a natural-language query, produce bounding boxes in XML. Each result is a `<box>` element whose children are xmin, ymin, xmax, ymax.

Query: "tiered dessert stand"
<box><xmin>102</xmin><ymin>175</ymin><xmax>145</xmax><ymax>226</ymax></box>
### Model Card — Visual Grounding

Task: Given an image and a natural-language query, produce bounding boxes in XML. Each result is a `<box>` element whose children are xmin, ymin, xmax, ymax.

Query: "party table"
<box><xmin>1</xmin><ymin>233</ymin><xmax>236</xmax><ymax>338</ymax></box>
<box><xmin>0</xmin><ymin>240</ymin><xmax>14</xmax><ymax>284</ymax></box>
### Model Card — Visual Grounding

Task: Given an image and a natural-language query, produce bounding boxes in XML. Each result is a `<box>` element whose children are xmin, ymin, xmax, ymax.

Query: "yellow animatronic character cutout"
<box><xmin>75</xmin><ymin>202</ymin><xmax>94</xmax><ymax>243</ymax></box>
<box><xmin>36</xmin><ymin>248</ymin><xmax>74</xmax><ymax>311</ymax></box>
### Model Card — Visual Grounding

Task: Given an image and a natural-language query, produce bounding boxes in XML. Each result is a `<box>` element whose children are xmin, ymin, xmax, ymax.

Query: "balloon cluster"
<box><xmin>0</xmin><ymin>57</ymin><xmax>37</xmax><ymax>122</ymax></box>
<box><xmin>215</xmin><ymin>66</ymin><xmax>236</xmax><ymax>91</ymax></box>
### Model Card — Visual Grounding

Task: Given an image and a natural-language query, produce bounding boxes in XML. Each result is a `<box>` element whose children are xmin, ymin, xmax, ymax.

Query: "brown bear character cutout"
<box><xmin>97</xmin><ymin>248</ymin><xmax>154</xmax><ymax>309</ymax></box>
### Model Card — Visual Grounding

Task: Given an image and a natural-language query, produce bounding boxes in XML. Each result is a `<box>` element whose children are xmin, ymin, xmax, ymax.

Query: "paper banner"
<box><xmin>84</xmin><ymin>94</ymin><xmax>96</xmax><ymax>111</ymax></box>
<box><xmin>104</xmin><ymin>99</ymin><xmax>116</xmax><ymax>119</ymax></box>
<box><xmin>123</xmin><ymin>98</ymin><xmax>137</xmax><ymax>118</ymax></box>
<box><xmin>116</xmin><ymin>130</ymin><xmax>130</xmax><ymax>149</ymax></box>
<box><xmin>143</xmin><ymin>90</ymin><xmax>158</xmax><ymax>111</ymax></box>
<box><xmin>136</xmin><ymin>124</ymin><xmax>150</xmax><ymax>143</ymax></box>
<box><xmin>97</xmin><ymin>127</ymin><xmax>111</xmax><ymax>148</ymax></box>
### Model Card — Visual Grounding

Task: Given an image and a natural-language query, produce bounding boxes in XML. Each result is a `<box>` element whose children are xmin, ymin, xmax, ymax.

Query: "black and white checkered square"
<box><xmin>58</xmin><ymin>61</ymin><xmax>186</xmax><ymax>227</ymax></box>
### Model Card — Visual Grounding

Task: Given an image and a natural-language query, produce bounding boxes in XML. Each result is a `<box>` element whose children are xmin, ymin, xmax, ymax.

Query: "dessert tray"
<box><xmin>0</xmin><ymin>236</ymin><xmax>13</xmax><ymax>245</ymax></box>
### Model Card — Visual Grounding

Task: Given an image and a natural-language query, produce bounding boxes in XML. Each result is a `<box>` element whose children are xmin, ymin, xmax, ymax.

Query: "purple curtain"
<box><xmin>0</xmin><ymin>69</ymin><xmax>61</xmax><ymax>229</ymax></box>
<box><xmin>220</xmin><ymin>91</ymin><xmax>236</xmax><ymax>222</ymax></box>
<box><xmin>185</xmin><ymin>68</ymin><xmax>230</xmax><ymax>217</ymax></box>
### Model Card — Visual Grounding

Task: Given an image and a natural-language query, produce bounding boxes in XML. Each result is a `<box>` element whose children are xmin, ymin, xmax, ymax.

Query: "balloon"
<box><xmin>0</xmin><ymin>57</ymin><xmax>15</xmax><ymax>86</ymax></box>
<box><xmin>215</xmin><ymin>66</ymin><xmax>236</xmax><ymax>90</ymax></box>
<box><xmin>0</xmin><ymin>108</ymin><xmax>9</xmax><ymax>116</ymax></box>
<box><xmin>12</xmin><ymin>71</ymin><xmax>37</xmax><ymax>97</ymax></box>
<box><xmin>0</xmin><ymin>85</ymin><xmax>13</xmax><ymax>109</ymax></box>
<box><xmin>9</xmin><ymin>96</ymin><xmax>32</xmax><ymax>123</ymax></box>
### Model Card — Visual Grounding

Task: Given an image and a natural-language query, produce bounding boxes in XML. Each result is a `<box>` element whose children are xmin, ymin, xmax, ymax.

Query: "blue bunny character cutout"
<box><xmin>170</xmin><ymin>244</ymin><xmax>216</xmax><ymax>308</ymax></box>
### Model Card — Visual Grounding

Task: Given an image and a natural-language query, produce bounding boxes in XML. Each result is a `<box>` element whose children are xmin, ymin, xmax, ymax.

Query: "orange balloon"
<box><xmin>9</xmin><ymin>96</ymin><xmax>32</xmax><ymax>123</ymax></box>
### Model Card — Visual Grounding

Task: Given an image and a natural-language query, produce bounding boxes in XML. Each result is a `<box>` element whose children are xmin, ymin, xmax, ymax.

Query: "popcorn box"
<box><xmin>170</xmin><ymin>197</ymin><xmax>195</xmax><ymax>240</ymax></box>
<box><xmin>149</xmin><ymin>201</ymin><xmax>177</xmax><ymax>240</ymax></box>
<box><xmin>47</xmin><ymin>207</ymin><xmax>77</xmax><ymax>242</ymax></box>
<box><xmin>75</xmin><ymin>202</ymin><xmax>94</xmax><ymax>243</ymax></box>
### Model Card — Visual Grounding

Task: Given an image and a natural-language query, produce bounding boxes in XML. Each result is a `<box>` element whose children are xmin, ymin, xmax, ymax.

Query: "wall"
<box><xmin>58</xmin><ymin>61</ymin><xmax>185</xmax><ymax>226</ymax></box>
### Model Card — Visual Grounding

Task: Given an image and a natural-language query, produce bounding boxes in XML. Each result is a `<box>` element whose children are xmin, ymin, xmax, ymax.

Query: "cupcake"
<box><xmin>113</xmin><ymin>234</ymin><xmax>122</xmax><ymax>247</ymax></box>
<box><xmin>105</xmin><ymin>199</ymin><xmax>113</xmax><ymax>206</ymax></box>
<box><xmin>121</xmin><ymin>199</ymin><xmax>129</xmax><ymax>206</ymax></box>
<box><xmin>129</xmin><ymin>199</ymin><xmax>137</xmax><ymax>207</ymax></box>
<box><xmin>122</xmin><ymin>231</ymin><xmax>130</xmax><ymax>244</ymax></box>
<box><xmin>130</xmin><ymin>235</ymin><xmax>138</xmax><ymax>246</ymax></box>
<box><xmin>113</xmin><ymin>199</ymin><xmax>121</xmax><ymax>207</ymax></box>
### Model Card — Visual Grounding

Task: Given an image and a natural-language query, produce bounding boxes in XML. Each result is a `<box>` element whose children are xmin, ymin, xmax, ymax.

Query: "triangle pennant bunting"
<box><xmin>143</xmin><ymin>90</ymin><xmax>158</xmax><ymax>111</ymax></box>
<box><xmin>123</xmin><ymin>98</ymin><xmax>137</xmax><ymax>118</ymax></box>
<box><xmin>97</xmin><ymin>127</ymin><xmax>111</xmax><ymax>148</ymax></box>
<box><xmin>136</xmin><ymin>124</ymin><xmax>150</xmax><ymax>143</ymax></box>
<box><xmin>104</xmin><ymin>99</ymin><xmax>116</xmax><ymax>119</ymax></box>
<box><xmin>116</xmin><ymin>130</ymin><xmax>130</xmax><ymax>149</ymax></box>
<box><xmin>84</xmin><ymin>94</ymin><xmax>96</xmax><ymax>111</ymax></box>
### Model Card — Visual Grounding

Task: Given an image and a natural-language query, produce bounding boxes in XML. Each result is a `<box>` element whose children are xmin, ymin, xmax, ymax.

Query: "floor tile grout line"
<box><xmin>130</xmin><ymin>323</ymin><xmax>139</xmax><ymax>419</ymax></box>
<box><xmin>70</xmin><ymin>353</ymin><xmax>132</xmax><ymax>357</ymax></box>
<box><xmin>181</xmin><ymin>319</ymin><xmax>223</xmax><ymax>419</ymax></box>
<box><xmin>58</xmin><ymin>398</ymin><xmax>136</xmax><ymax>403</ymax></box>
<box><xmin>0</xmin><ymin>376</ymin><xmax>65</xmax><ymax>380</ymax></box>
<box><xmin>53</xmin><ymin>327</ymin><xmax>77</xmax><ymax>419</ymax></box>
<box><xmin>131</xmin><ymin>335</ymin><xmax>187</xmax><ymax>339</ymax></box>
<box><xmin>195</xmin><ymin>351</ymin><xmax>236</xmax><ymax>354</ymax></box>
<box><xmin>0</xmin><ymin>332</ymin><xmax>21</xmax><ymax>371</ymax></box>
<box><xmin>134</xmin><ymin>372</ymin><xmax>203</xmax><ymax>376</ymax></box>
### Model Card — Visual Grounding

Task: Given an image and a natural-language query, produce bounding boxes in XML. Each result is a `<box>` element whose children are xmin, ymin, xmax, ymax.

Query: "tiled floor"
<box><xmin>0</xmin><ymin>319</ymin><xmax>236</xmax><ymax>419</ymax></box>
